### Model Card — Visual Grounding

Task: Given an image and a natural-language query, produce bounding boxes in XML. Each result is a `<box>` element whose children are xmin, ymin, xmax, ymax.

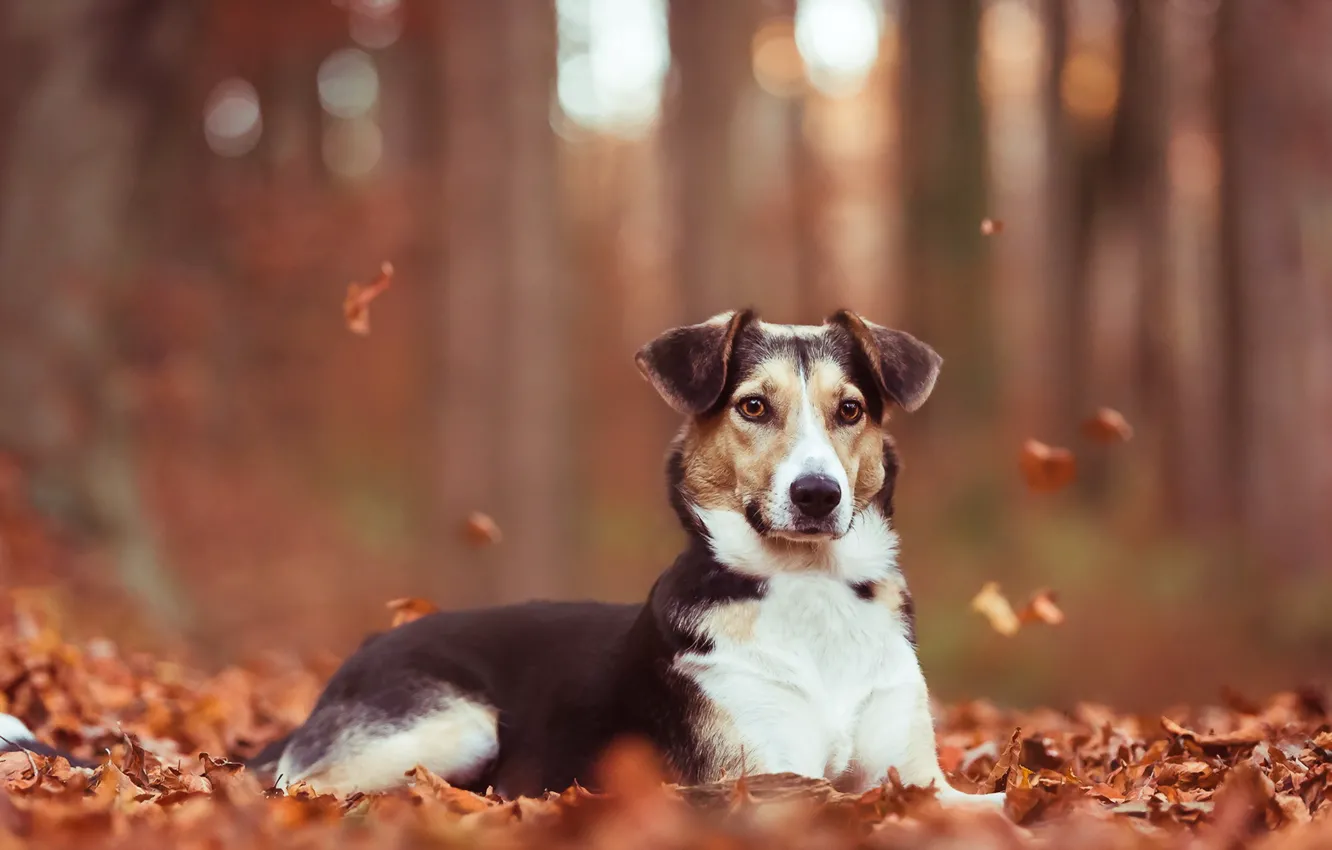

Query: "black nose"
<box><xmin>789</xmin><ymin>474</ymin><xmax>841</xmax><ymax>519</ymax></box>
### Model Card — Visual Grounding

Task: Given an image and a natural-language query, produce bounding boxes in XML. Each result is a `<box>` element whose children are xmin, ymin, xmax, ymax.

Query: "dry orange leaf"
<box><xmin>1018</xmin><ymin>439</ymin><xmax>1076</xmax><ymax>493</ymax></box>
<box><xmin>462</xmin><ymin>512</ymin><xmax>503</xmax><ymax>547</ymax></box>
<box><xmin>386</xmin><ymin>597</ymin><xmax>439</xmax><ymax>629</ymax></box>
<box><xmin>980</xmin><ymin>218</ymin><xmax>1004</xmax><ymax>236</ymax></box>
<box><xmin>1081</xmin><ymin>407</ymin><xmax>1134</xmax><ymax>443</ymax></box>
<box><xmin>1161</xmin><ymin>716</ymin><xmax>1266</xmax><ymax>748</ymax></box>
<box><xmin>1018</xmin><ymin>589</ymin><xmax>1065</xmax><ymax>626</ymax></box>
<box><xmin>594</xmin><ymin>735</ymin><xmax>668</xmax><ymax>802</ymax></box>
<box><xmin>971</xmin><ymin>582</ymin><xmax>1021</xmax><ymax>637</ymax></box>
<box><xmin>343</xmin><ymin>261</ymin><xmax>394</xmax><ymax>336</ymax></box>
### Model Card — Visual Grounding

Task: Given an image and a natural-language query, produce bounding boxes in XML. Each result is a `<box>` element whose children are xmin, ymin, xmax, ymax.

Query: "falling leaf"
<box><xmin>980</xmin><ymin>218</ymin><xmax>1004</xmax><ymax>235</ymax></box>
<box><xmin>1018</xmin><ymin>589</ymin><xmax>1065</xmax><ymax>626</ymax></box>
<box><xmin>343</xmin><ymin>261</ymin><xmax>394</xmax><ymax>336</ymax></box>
<box><xmin>462</xmin><ymin>512</ymin><xmax>502</xmax><ymax>546</ymax></box>
<box><xmin>971</xmin><ymin>582</ymin><xmax>1021</xmax><ymax>637</ymax></box>
<box><xmin>386</xmin><ymin>597</ymin><xmax>439</xmax><ymax>629</ymax></box>
<box><xmin>1081</xmin><ymin>407</ymin><xmax>1134</xmax><ymax>443</ymax></box>
<box><xmin>1018</xmin><ymin>439</ymin><xmax>1077</xmax><ymax>493</ymax></box>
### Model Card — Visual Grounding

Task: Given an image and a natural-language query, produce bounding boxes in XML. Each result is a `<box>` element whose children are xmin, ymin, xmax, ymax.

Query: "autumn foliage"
<box><xmin>2</xmin><ymin>590</ymin><xmax>1330</xmax><ymax>848</ymax></box>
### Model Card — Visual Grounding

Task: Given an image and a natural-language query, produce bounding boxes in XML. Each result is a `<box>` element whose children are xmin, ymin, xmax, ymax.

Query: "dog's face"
<box><xmin>636</xmin><ymin>310</ymin><xmax>941</xmax><ymax>540</ymax></box>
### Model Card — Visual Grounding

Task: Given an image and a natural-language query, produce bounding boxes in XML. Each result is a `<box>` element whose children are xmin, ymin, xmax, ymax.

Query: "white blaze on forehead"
<box><xmin>769</xmin><ymin>365</ymin><xmax>853</xmax><ymax>532</ymax></box>
<box><xmin>755</xmin><ymin>320</ymin><xmax>825</xmax><ymax>339</ymax></box>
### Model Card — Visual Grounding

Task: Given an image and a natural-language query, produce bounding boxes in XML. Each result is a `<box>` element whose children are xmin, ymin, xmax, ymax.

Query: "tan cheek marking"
<box><xmin>680</xmin><ymin>422</ymin><xmax>742</xmax><ymax>511</ymax></box>
<box><xmin>852</xmin><ymin>435</ymin><xmax>887</xmax><ymax>506</ymax></box>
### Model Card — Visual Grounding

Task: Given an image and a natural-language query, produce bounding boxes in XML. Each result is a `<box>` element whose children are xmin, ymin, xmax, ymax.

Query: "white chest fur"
<box><xmin>680</xmin><ymin>506</ymin><xmax>941</xmax><ymax>791</ymax></box>
<box><xmin>677</xmin><ymin>573</ymin><xmax>924</xmax><ymax>784</ymax></box>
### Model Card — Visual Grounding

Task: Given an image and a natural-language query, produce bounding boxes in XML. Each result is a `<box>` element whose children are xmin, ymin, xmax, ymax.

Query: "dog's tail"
<box><xmin>1</xmin><ymin>712</ymin><xmax>289</xmax><ymax>778</ymax></box>
<box><xmin>244</xmin><ymin>732</ymin><xmax>291</xmax><ymax>783</ymax></box>
<box><xmin>0</xmin><ymin>713</ymin><xmax>96</xmax><ymax>767</ymax></box>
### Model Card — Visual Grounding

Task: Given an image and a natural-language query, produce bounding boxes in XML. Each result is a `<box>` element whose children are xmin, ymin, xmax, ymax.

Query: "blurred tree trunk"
<box><xmin>899</xmin><ymin>0</ymin><xmax>991</xmax><ymax>422</ymax></box>
<box><xmin>1040</xmin><ymin>0</ymin><xmax>1084</xmax><ymax>437</ymax></box>
<box><xmin>1059</xmin><ymin>0</ymin><xmax>1165</xmax><ymax>503</ymax></box>
<box><xmin>667</xmin><ymin>0</ymin><xmax>757</xmax><ymax>320</ymax></box>
<box><xmin>434</xmin><ymin>0</ymin><xmax>568</xmax><ymax>605</ymax></box>
<box><xmin>1218</xmin><ymin>0</ymin><xmax>1332</xmax><ymax>573</ymax></box>
<box><xmin>0</xmin><ymin>1</ymin><xmax>198</xmax><ymax>628</ymax></box>
<box><xmin>1118</xmin><ymin>1</ymin><xmax>1171</xmax><ymax>511</ymax></box>
<box><xmin>1159</xmin><ymin>2</ymin><xmax>1226</xmax><ymax>529</ymax></box>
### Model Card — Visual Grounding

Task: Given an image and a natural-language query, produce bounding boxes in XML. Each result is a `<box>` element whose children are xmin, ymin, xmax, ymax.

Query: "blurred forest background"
<box><xmin>0</xmin><ymin>0</ymin><xmax>1329</xmax><ymax>711</ymax></box>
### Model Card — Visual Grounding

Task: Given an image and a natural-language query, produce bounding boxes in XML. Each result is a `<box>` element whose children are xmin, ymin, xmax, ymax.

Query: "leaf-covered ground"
<box><xmin>2</xmin><ymin>595</ymin><xmax>1330</xmax><ymax>849</ymax></box>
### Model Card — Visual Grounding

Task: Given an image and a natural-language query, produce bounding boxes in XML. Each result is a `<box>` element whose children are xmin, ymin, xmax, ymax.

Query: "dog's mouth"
<box><xmin>744</xmin><ymin>502</ymin><xmax>845</xmax><ymax>542</ymax></box>
<box><xmin>772</xmin><ymin>527</ymin><xmax>837</xmax><ymax>542</ymax></box>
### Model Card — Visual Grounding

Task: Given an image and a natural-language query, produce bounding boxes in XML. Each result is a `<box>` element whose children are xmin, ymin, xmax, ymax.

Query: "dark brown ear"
<box><xmin>829</xmin><ymin>310</ymin><xmax>942</xmax><ymax>413</ymax></box>
<box><xmin>635</xmin><ymin>310</ymin><xmax>755</xmax><ymax>415</ymax></box>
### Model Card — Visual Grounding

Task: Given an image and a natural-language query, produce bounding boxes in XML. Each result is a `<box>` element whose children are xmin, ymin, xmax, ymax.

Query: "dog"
<box><xmin>2</xmin><ymin>310</ymin><xmax>1003</xmax><ymax>808</ymax></box>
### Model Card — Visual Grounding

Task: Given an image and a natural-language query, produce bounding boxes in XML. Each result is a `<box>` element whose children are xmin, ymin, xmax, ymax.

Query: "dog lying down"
<box><xmin>2</xmin><ymin>310</ymin><xmax>1004</xmax><ymax>810</ymax></box>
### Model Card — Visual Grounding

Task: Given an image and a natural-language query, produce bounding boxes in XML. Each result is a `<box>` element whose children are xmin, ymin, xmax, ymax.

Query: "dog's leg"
<box><xmin>275</xmin><ymin>695</ymin><xmax>499</xmax><ymax>796</ymax></box>
<box><xmin>850</xmin><ymin>680</ymin><xmax>1006</xmax><ymax>809</ymax></box>
<box><xmin>687</xmin><ymin>671</ymin><xmax>830</xmax><ymax>779</ymax></box>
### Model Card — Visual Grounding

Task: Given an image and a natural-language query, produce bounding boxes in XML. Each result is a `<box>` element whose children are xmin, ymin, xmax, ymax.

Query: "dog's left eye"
<box><xmin>837</xmin><ymin>400</ymin><xmax>864</xmax><ymax>425</ymax></box>
<box><xmin>737</xmin><ymin>397</ymin><xmax>768</xmax><ymax>420</ymax></box>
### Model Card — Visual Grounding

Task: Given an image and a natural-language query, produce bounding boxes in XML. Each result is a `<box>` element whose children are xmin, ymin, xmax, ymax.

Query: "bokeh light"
<box><xmin>1062</xmin><ymin>49</ymin><xmax>1119</xmax><ymax>123</ymax></box>
<box><xmin>203</xmin><ymin>78</ymin><xmax>262</xmax><ymax>157</ymax></box>
<box><xmin>795</xmin><ymin>0</ymin><xmax>883</xmax><ymax>98</ymax></box>
<box><xmin>556</xmin><ymin>0</ymin><xmax>671</xmax><ymax>137</ymax></box>
<box><xmin>752</xmin><ymin>18</ymin><xmax>806</xmax><ymax>98</ymax></box>
<box><xmin>349</xmin><ymin>0</ymin><xmax>402</xmax><ymax>50</ymax></box>
<box><xmin>317</xmin><ymin>48</ymin><xmax>380</xmax><ymax>119</ymax></box>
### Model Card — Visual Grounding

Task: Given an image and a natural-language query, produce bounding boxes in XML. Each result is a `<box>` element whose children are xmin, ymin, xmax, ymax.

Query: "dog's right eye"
<box><xmin>737</xmin><ymin>397</ymin><xmax>768</xmax><ymax>420</ymax></box>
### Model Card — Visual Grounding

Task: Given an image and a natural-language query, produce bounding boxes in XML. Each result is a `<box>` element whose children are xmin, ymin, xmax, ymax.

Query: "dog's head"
<box><xmin>636</xmin><ymin>309</ymin><xmax>941</xmax><ymax>541</ymax></box>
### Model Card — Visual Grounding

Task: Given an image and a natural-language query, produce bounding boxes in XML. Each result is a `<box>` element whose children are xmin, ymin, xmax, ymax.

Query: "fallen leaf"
<box><xmin>1018</xmin><ymin>589</ymin><xmax>1065</xmax><ymax>626</ymax></box>
<box><xmin>1161</xmin><ymin>716</ymin><xmax>1266</xmax><ymax>748</ymax></box>
<box><xmin>1019</xmin><ymin>439</ymin><xmax>1077</xmax><ymax>493</ymax></box>
<box><xmin>1081</xmin><ymin>407</ymin><xmax>1134</xmax><ymax>443</ymax></box>
<box><xmin>984</xmin><ymin>727</ymin><xmax>1023</xmax><ymax>792</ymax></box>
<box><xmin>971</xmin><ymin>582</ymin><xmax>1021</xmax><ymax>637</ymax></box>
<box><xmin>1087</xmin><ymin>782</ymin><xmax>1126</xmax><ymax>803</ymax></box>
<box><xmin>343</xmin><ymin>261</ymin><xmax>394</xmax><ymax>336</ymax></box>
<box><xmin>462</xmin><ymin>512</ymin><xmax>502</xmax><ymax>547</ymax></box>
<box><xmin>1276</xmin><ymin>792</ymin><xmax>1312</xmax><ymax>825</ymax></box>
<box><xmin>386</xmin><ymin>597</ymin><xmax>439</xmax><ymax>629</ymax></box>
<box><xmin>595</xmin><ymin>735</ymin><xmax>668</xmax><ymax>803</ymax></box>
<box><xmin>409</xmin><ymin>765</ymin><xmax>494</xmax><ymax>813</ymax></box>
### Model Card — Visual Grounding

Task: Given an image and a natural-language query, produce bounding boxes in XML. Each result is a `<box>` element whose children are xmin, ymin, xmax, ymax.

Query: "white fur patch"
<box><xmin>277</xmin><ymin>698</ymin><xmax>499</xmax><ymax>796</ymax></box>
<box><xmin>767</xmin><ymin>373</ymin><xmax>854</xmax><ymax>535</ymax></box>
<box><xmin>682</xmin><ymin>506</ymin><xmax>1001</xmax><ymax>807</ymax></box>
<box><xmin>693</xmin><ymin>504</ymin><xmax>899</xmax><ymax>583</ymax></box>
<box><xmin>0</xmin><ymin>714</ymin><xmax>36</xmax><ymax>747</ymax></box>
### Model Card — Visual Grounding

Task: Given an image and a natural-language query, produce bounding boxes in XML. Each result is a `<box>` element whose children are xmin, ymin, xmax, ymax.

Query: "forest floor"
<box><xmin>1</xmin><ymin>592</ymin><xmax>1330</xmax><ymax>849</ymax></box>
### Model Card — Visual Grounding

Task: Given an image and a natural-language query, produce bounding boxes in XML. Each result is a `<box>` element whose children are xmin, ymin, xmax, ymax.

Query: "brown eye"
<box><xmin>838</xmin><ymin>399</ymin><xmax>864</xmax><ymax>425</ymax></box>
<box><xmin>737</xmin><ymin>397</ymin><xmax>767</xmax><ymax>420</ymax></box>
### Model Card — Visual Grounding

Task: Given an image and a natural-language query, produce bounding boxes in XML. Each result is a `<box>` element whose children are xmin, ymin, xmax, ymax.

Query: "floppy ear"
<box><xmin>635</xmin><ymin>310</ymin><xmax>755</xmax><ymax>415</ymax></box>
<box><xmin>829</xmin><ymin>310</ymin><xmax>942</xmax><ymax>413</ymax></box>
